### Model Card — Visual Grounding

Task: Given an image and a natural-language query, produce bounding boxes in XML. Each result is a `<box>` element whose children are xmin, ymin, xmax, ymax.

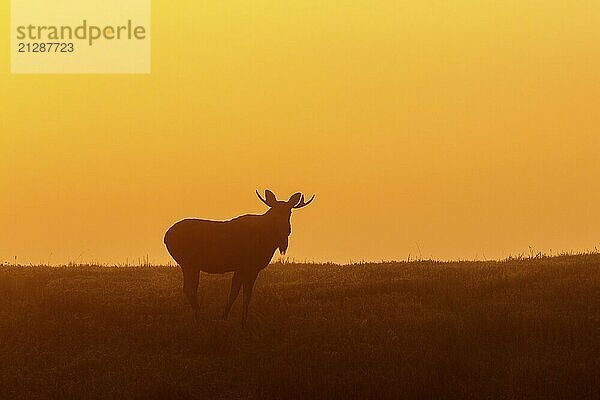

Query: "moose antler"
<box><xmin>293</xmin><ymin>194</ymin><xmax>315</xmax><ymax>209</ymax></box>
<box><xmin>256</xmin><ymin>190</ymin><xmax>270</xmax><ymax>207</ymax></box>
<box><xmin>256</xmin><ymin>189</ymin><xmax>279</xmax><ymax>207</ymax></box>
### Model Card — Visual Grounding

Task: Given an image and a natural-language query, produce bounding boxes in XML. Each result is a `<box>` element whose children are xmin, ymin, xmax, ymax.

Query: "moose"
<box><xmin>164</xmin><ymin>189</ymin><xmax>314</xmax><ymax>325</ymax></box>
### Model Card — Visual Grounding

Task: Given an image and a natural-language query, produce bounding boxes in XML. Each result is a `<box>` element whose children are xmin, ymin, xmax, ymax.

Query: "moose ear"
<box><xmin>265</xmin><ymin>190</ymin><xmax>277</xmax><ymax>206</ymax></box>
<box><xmin>287</xmin><ymin>192</ymin><xmax>302</xmax><ymax>207</ymax></box>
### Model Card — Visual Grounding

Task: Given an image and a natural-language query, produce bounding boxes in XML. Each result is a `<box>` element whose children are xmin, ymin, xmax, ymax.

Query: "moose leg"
<box><xmin>241</xmin><ymin>271</ymin><xmax>259</xmax><ymax>327</ymax></box>
<box><xmin>222</xmin><ymin>272</ymin><xmax>242</xmax><ymax>320</ymax></box>
<box><xmin>182</xmin><ymin>266</ymin><xmax>200</xmax><ymax>320</ymax></box>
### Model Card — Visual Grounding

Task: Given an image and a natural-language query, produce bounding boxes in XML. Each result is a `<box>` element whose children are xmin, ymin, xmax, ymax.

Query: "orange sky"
<box><xmin>1</xmin><ymin>1</ymin><xmax>599</xmax><ymax>264</ymax></box>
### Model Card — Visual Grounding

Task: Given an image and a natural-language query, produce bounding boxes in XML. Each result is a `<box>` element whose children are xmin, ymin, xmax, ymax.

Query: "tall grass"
<box><xmin>1</xmin><ymin>254</ymin><xmax>599</xmax><ymax>399</ymax></box>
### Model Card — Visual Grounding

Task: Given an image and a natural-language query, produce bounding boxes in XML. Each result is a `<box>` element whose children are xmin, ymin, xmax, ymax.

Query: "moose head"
<box><xmin>256</xmin><ymin>189</ymin><xmax>314</xmax><ymax>254</ymax></box>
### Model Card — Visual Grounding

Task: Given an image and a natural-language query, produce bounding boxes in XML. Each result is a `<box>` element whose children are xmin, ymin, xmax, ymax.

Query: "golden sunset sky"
<box><xmin>1</xmin><ymin>1</ymin><xmax>599</xmax><ymax>264</ymax></box>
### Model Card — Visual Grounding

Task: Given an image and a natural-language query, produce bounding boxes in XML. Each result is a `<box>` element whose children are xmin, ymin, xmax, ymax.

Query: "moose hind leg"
<box><xmin>182</xmin><ymin>266</ymin><xmax>200</xmax><ymax>319</ymax></box>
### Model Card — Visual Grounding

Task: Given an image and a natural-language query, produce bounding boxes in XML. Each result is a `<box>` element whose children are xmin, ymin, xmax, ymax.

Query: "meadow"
<box><xmin>1</xmin><ymin>254</ymin><xmax>599</xmax><ymax>399</ymax></box>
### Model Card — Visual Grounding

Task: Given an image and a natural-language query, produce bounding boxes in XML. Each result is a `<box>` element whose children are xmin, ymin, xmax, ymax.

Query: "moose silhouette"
<box><xmin>164</xmin><ymin>190</ymin><xmax>314</xmax><ymax>325</ymax></box>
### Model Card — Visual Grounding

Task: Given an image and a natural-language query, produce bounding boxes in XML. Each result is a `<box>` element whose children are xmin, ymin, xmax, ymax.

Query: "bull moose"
<box><xmin>164</xmin><ymin>190</ymin><xmax>314</xmax><ymax>325</ymax></box>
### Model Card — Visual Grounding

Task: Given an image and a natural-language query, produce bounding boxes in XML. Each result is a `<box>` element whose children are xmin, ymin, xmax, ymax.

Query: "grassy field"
<box><xmin>1</xmin><ymin>255</ymin><xmax>599</xmax><ymax>399</ymax></box>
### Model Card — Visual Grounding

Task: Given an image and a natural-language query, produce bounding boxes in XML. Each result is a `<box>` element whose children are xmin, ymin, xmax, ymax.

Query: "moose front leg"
<box><xmin>241</xmin><ymin>271</ymin><xmax>259</xmax><ymax>327</ymax></box>
<box><xmin>222</xmin><ymin>272</ymin><xmax>242</xmax><ymax>320</ymax></box>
